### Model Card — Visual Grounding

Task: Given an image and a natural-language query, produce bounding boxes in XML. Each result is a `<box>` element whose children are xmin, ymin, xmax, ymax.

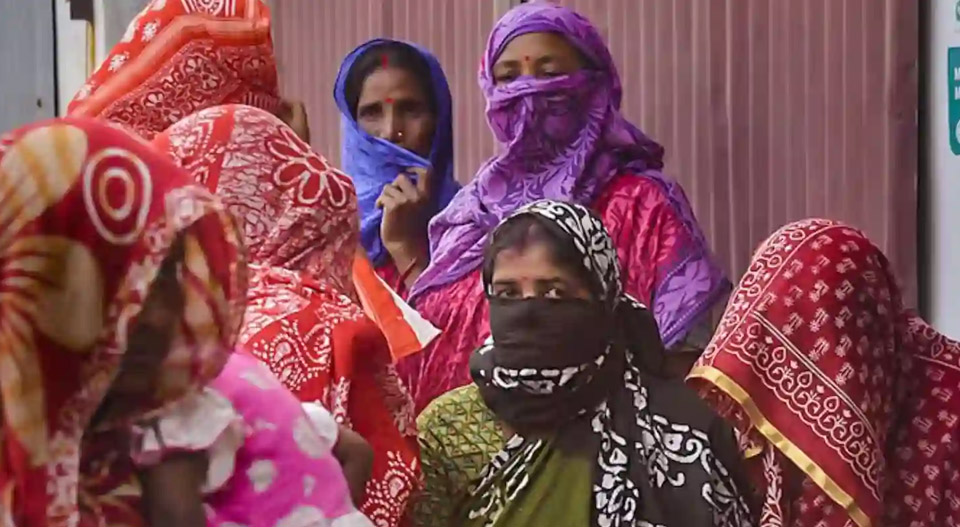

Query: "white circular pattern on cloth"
<box><xmin>331</xmin><ymin>511</ymin><xmax>375</xmax><ymax>527</ymax></box>
<box><xmin>292</xmin><ymin>416</ymin><xmax>327</xmax><ymax>460</ymax></box>
<box><xmin>82</xmin><ymin>147</ymin><xmax>151</xmax><ymax>245</ymax></box>
<box><xmin>301</xmin><ymin>402</ymin><xmax>339</xmax><ymax>447</ymax></box>
<box><xmin>303</xmin><ymin>475</ymin><xmax>316</xmax><ymax>497</ymax></box>
<box><xmin>240</xmin><ymin>368</ymin><xmax>273</xmax><ymax>390</ymax></box>
<box><xmin>274</xmin><ymin>506</ymin><xmax>329</xmax><ymax>527</ymax></box>
<box><xmin>247</xmin><ymin>459</ymin><xmax>277</xmax><ymax>493</ymax></box>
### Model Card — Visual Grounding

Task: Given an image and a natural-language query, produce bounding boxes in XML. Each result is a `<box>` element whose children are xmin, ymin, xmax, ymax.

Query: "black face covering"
<box><xmin>470</xmin><ymin>296</ymin><xmax>620</xmax><ymax>435</ymax></box>
<box><xmin>466</xmin><ymin>201</ymin><xmax>751</xmax><ymax>527</ymax></box>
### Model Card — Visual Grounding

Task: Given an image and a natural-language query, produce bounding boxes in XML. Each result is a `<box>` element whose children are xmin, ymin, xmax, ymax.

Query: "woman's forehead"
<box><xmin>359</xmin><ymin>67</ymin><xmax>428</xmax><ymax>100</ymax></box>
<box><xmin>492</xmin><ymin>243</ymin><xmax>577</xmax><ymax>281</ymax></box>
<box><xmin>495</xmin><ymin>31</ymin><xmax>582</xmax><ymax>65</ymax></box>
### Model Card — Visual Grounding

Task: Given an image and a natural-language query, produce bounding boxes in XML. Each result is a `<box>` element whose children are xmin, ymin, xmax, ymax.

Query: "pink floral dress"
<box><xmin>132</xmin><ymin>353</ymin><xmax>372</xmax><ymax>527</ymax></box>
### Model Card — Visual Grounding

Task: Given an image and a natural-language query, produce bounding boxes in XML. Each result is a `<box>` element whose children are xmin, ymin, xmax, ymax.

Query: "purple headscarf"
<box><xmin>410</xmin><ymin>2</ymin><xmax>727</xmax><ymax>346</ymax></box>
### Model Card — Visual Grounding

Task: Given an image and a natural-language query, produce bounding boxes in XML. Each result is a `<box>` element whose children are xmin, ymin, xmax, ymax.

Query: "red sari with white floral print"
<box><xmin>67</xmin><ymin>0</ymin><xmax>280</xmax><ymax>140</ymax></box>
<box><xmin>689</xmin><ymin>219</ymin><xmax>960</xmax><ymax>526</ymax></box>
<box><xmin>153</xmin><ymin>104</ymin><xmax>419</xmax><ymax>527</ymax></box>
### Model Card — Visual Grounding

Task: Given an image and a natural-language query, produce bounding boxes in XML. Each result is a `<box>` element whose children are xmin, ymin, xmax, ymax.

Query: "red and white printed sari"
<box><xmin>689</xmin><ymin>219</ymin><xmax>960</xmax><ymax>527</ymax></box>
<box><xmin>0</xmin><ymin>117</ymin><xmax>246</xmax><ymax>527</ymax></box>
<box><xmin>153</xmin><ymin>104</ymin><xmax>419</xmax><ymax>527</ymax></box>
<box><xmin>67</xmin><ymin>0</ymin><xmax>280</xmax><ymax>140</ymax></box>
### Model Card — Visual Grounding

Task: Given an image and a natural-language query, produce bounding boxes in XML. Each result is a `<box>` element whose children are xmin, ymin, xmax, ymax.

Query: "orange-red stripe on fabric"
<box><xmin>352</xmin><ymin>253</ymin><xmax>423</xmax><ymax>362</ymax></box>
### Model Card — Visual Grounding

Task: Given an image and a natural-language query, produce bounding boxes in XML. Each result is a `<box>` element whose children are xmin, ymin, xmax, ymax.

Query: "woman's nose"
<box><xmin>382</xmin><ymin>114</ymin><xmax>404</xmax><ymax>144</ymax></box>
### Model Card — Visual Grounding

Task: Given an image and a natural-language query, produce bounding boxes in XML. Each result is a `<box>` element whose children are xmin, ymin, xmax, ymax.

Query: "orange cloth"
<box><xmin>352</xmin><ymin>252</ymin><xmax>439</xmax><ymax>362</ymax></box>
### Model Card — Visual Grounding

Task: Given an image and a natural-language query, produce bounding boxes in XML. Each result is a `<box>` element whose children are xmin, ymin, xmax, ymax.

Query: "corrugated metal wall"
<box><xmin>553</xmin><ymin>0</ymin><xmax>919</xmax><ymax>304</ymax></box>
<box><xmin>273</xmin><ymin>0</ymin><xmax>919</xmax><ymax>303</ymax></box>
<box><xmin>273</xmin><ymin>0</ymin><xmax>512</xmax><ymax>182</ymax></box>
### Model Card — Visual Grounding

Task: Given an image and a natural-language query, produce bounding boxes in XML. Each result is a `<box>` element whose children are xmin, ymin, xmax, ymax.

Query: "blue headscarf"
<box><xmin>334</xmin><ymin>39</ymin><xmax>458</xmax><ymax>266</ymax></box>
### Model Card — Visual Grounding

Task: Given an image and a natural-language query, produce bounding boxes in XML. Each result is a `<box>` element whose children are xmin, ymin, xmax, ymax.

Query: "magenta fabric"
<box><xmin>204</xmin><ymin>354</ymin><xmax>367</xmax><ymax>527</ymax></box>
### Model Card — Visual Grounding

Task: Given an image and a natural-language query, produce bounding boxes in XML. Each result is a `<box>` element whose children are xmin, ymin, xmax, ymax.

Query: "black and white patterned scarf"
<box><xmin>468</xmin><ymin>200</ymin><xmax>752</xmax><ymax>527</ymax></box>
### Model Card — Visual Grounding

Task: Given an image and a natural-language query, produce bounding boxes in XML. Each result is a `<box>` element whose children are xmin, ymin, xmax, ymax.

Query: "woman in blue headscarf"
<box><xmin>334</xmin><ymin>39</ymin><xmax>459</xmax><ymax>294</ymax></box>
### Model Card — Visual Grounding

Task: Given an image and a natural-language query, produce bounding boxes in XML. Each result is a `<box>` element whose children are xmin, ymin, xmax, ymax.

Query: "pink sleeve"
<box><xmin>594</xmin><ymin>175</ymin><xmax>682</xmax><ymax>304</ymax></box>
<box><xmin>131</xmin><ymin>389</ymin><xmax>244</xmax><ymax>493</ymax></box>
<box><xmin>301</xmin><ymin>402</ymin><xmax>339</xmax><ymax>448</ymax></box>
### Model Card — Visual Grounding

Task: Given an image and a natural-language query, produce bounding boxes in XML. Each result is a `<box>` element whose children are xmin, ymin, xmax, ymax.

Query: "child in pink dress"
<box><xmin>132</xmin><ymin>353</ymin><xmax>373</xmax><ymax>527</ymax></box>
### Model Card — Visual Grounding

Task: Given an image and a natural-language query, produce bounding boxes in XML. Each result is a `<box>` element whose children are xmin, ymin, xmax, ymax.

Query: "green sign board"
<box><xmin>949</xmin><ymin>47</ymin><xmax>960</xmax><ymax>155</ymax></box>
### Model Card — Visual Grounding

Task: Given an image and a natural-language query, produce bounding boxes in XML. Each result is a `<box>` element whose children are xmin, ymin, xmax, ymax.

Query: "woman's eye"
<box><xmin>492</xmin><ymin>288</ymin><xmax>517</xmax><ymax>299</ymax></box>
<box><xmin>398</xmin><ymin>102</ymin><xmax>426</xmax><ymax>117</ymax></box>
<box><xmin>358</xmin><ymin>105</ymin><xmax>381</xmax><ymax>119</ymax></box>
<box><xmin>544</xmin><ymin>287</ymin><xmax>566</xmax><ymax>299</ymax></box>
<box><xmin>494</xmin><ymin>73</ymin><xmax>518</xmax><ymax>84</ymax></box>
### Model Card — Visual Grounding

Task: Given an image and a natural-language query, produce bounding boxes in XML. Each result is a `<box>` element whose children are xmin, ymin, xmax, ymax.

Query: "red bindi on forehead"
<box><xmin>385</xmin><ymin>97</ymin><xmax>394</xmax><ymax>104</ymax></box>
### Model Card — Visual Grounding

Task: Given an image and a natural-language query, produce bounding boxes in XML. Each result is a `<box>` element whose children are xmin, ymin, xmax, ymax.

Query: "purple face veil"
<box><xmin>409</xmin><ymin>2</ymin><xmax>664</xmax><ymax>295</ymax></box>
<box><xmin>410</xmin><ymin>2</ymin><xmax>727</xmax><ymax>348</ymax></box>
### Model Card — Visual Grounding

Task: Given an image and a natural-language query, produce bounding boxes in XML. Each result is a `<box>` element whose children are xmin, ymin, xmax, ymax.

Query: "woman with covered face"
<box><xmin>400</xmin><ymin>1</ymin><xmax>730</xmax><ymax>413</ymax></box>
<box><xmin>335</xmin><ymin>39</ymin><xmax>459</xmax><ymax>293</ymax></box>
<box><xmin>417</xmin><ymin>201</ymin><xmax>751</xmax><ymax>527</ymax></box>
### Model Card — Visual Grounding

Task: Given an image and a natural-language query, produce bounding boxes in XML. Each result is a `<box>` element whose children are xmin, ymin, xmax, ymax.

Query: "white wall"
<box><xmin>0</xmin><ymin>0</ymin><xmax>56</xmax><ymax>129</ymax></box>
<box><xmin>925</xmin><ymin>0</ymin><xmax>960</xmax><ymax>338</ymax></box>
<box><xmin>55</xmin><ymin>0</ymin><xmax>148</xmax><ymax>114</ymax></box>
<box><xmin>97</xmin><ymin>0</ymin><xmax>150</xmax><ymax>60</ymax></box>
<box><xmin>55</xmin><ymin>0</ymin><xmax>91</xmax><ymax>114</ymax></box>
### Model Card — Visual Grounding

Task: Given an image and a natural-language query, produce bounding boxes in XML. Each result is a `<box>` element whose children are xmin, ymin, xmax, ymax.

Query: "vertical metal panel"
<box><xmin>392</xmin><ymin>0</ymin><xmax>510</xmax><ymax>182</ymax></box>
<box><xmin>0</xmin><ymin>0</ymin><xmax>57</xmax><ymax>130</ymax></box>
<box><xmin>274</xmin><ymin>0</ymin><xmax>918</xmax><ymax>303</ymax></box>
<box><xmin>548</xmin><ymin>0</ymin><xmax>918</xmax><ymax>303</ymax></box>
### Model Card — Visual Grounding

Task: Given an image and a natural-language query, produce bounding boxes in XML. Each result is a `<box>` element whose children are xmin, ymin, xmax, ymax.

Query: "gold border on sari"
<box><xmin>688</xmin><ymin>366</ymin><xmax>872</xmax><ymax>527</ymax></box>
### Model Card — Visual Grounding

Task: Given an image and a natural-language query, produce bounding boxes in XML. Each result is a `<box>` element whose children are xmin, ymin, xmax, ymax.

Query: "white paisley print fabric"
<box><xmin>67</xmin><ymin>0</ymin><xmax>280</xmax><ymax>141</ymax></box>
<box><xmin>156</xmin><ymin>105</ymin><xmax>358</xmax><ymax>292</ymax></box>
<box><xmin>154</xmin><ymin>104</ymin><xmax>420</xmax><ymax>527</ymax></box>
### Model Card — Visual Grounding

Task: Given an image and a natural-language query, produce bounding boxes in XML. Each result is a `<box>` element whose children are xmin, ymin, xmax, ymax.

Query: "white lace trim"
<box><xmin>131</xmin><ymin>388</ymin><xmax>243</xmax><ymax>492</ymax></box>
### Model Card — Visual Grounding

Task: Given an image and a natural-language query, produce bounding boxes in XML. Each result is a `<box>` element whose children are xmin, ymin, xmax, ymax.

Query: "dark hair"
<box><xmin>482</xmin><ymin>214</ymin><xmax>602</xmax><ymax>298</ymax></box>
<box><xmin>153</xmin><ymin>236</ymin><xmax>185</xmax><ymax>289</ymax></box>
<box><xmin>344</xmin><ymin>42</ymin><xmax>437</xmax><ymax>119</ymax></box>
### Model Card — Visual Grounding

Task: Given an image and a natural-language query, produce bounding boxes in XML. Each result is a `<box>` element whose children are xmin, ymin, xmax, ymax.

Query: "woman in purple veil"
<box><xmin>399</xmin><ymin>2</ymin><xmax>730</xmax><ymax>415</ymax></box>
